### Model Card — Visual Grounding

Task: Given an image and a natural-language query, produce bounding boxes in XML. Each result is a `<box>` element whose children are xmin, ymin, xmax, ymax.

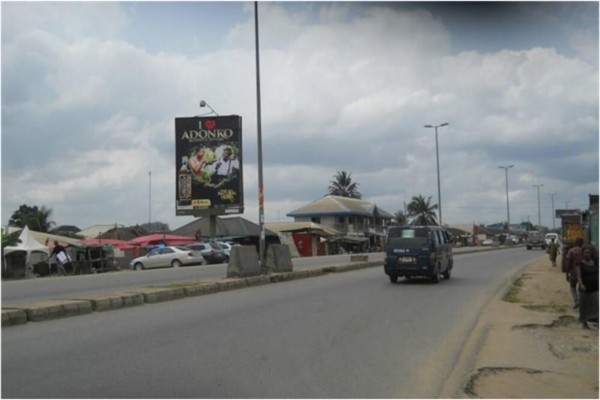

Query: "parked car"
<box><xmin>384</xmin><ymin>226</ymin><xmax>454</xmax><ymax>283</ymax></box>
<box><xmin>482</xmin><ymin>238</ymin><xmax>499</xmax><ymax>247</ymax></box>
<box><xmin>184</xmin><ymin>242</ymin><xmax>227</xmax><ymax>264</ymax></box>
<box><xmin>217</xmin><ymin>242</ymin><xmax>240</xmax><ymax>262</ymax></box>
<box><xmin>545</xmin><ymin>233</ymin><xmax>559</xmax><ymax>246</ymax></box>
<box><xmin>130</xmin><ymin>246</ymin><xmax>205</xmax><ymax>271</ymax></box>
<box><xmin>526</xmin><ymin>231</ymin><xmax>546</xmax><ymax>250</ymax></box>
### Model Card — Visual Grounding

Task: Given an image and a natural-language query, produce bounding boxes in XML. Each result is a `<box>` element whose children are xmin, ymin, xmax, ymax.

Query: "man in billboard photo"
<box><xmin>208</xmin><ymin>146</ymin><xmax>239</xmax><ymax>186</ymax></box>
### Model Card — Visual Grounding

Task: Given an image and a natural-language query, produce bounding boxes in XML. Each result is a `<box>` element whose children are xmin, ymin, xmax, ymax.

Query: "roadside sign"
<box><xmin>175</xmin><ymin>115</ymin><xmax>244</xmax><ymax>216</ymax></box>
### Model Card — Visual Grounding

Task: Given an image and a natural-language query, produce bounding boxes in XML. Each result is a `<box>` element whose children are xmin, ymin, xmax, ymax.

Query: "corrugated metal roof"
<box><xmin>78</xmin><ymin>224</ymin><xmax>125</xmax><ymax>238</ymax></box>
<box><xmin>173</xmin><ymin>216</ymin><xmax>278</xmax><ymax>238</ymax></box>
<box><xmin>265</xmin><ymin>222</ymin><xmax>341</xmax><ymax>237</ymax></box>
<box><xmin>287</xmin><ymin>195</ymin><xmax>393</xmax><ymax>219</ymax></box>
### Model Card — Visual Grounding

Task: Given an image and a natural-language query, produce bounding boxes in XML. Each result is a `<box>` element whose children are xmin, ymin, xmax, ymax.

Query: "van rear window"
<box><xmin>388</xmin><ymin>228</ymin><xmax>429</xmax><ymax>247</ymax></box>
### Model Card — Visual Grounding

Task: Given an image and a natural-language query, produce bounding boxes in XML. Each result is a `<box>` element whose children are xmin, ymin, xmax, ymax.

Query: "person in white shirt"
<box><xmin>210</xmin><ymin>147</ymin><xmax>239</xmax><ymax>185</ymax></box>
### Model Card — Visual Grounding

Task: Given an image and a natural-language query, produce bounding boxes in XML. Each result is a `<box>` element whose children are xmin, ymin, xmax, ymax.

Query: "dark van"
<box><xmin>384</xmin><ymin>226</ymin><xmax>454</xmax><ymax>283</ymax></box>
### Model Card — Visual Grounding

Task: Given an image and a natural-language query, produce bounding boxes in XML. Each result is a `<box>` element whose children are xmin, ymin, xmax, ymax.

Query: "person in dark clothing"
<box><xmin>50</xmin><ymin>241</ymin><xmax>70</xmax><ymax>276</ymax></box>
<box><xmin>548</xmin><ymin>238</ymin><xmax>559</xmax><ymax>267</ymax></box>
<box><xmin>575</xmin><ymin>246</ymin><xmax>599</xmax><ymax>329</ymax></box>
<box><xmin>566</xmin><ymin>237</ymin><xmax>584</xmax><ymax>308</ymax></box>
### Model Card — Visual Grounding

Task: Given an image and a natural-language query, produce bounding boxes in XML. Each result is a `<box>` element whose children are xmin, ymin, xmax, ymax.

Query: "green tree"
<box><xmin>1</xmin><ymin>228</ymin><xmax>21</xmax><ymax>250</ymax></box>
<box><xmin>393</xmin><ymin>210</ymin><xmax>408</xmax><ymax>225</ymax></box>
<box><xmin>407</xmin><ymin>195</ymin><xmax>438</xmax><ymax>226</ymax></box>
<box><xmin>8</xmin><ymin>204</ymin><xmax>38</xmax><ymax>227</ymax></box>
<box><xmin>8</xmin><ymin>204</ymin><xmax>56</xmax><ymax>232</ymax></box>
<box><xmin>327</xmin><ymin>171</ymin><xmax>362</xmax><ymax>199</ymax></box>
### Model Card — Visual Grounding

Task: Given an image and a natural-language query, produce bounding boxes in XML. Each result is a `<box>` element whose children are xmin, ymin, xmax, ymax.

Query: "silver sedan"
<box><xmin>130</xmin><ymin>246</ymin><xmax>205</xmax><ymax>271</ymax></box>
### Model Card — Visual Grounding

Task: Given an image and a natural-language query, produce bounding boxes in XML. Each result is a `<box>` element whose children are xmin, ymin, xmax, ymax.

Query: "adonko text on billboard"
<box><xmin>175</xmin><ymin>115</ymin><xmax>244</xmax><ymax>216</ymax></box>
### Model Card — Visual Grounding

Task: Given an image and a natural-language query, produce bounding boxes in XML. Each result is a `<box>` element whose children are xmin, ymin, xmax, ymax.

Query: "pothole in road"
<box><xmin>521</xmin><ymin>304</ymin><xmax>570</xmax><ymax>314</ymax></box>
<box><xmin>465</xmin><ymin>367</ymin><xmax>597</xmax><ymax>399</ymax></box>
<box><xmin>512</xmin><ymin>315</ymin><xmax>577</xmax><ymax>330</ymax></box>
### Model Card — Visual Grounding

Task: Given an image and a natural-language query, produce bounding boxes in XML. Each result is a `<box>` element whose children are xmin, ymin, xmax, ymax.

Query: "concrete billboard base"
<box><xmin>266</xmin><ymin>245</ymin><xmax>293</xmax><ymax>273</ymax></box>
<box><xmin>227</xmin><ymin>246</ymin><xmax>261</xmax><ymax>278</ymax></box>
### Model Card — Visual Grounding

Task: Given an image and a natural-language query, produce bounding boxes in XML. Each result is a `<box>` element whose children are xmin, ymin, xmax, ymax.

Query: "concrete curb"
<box><xmin>1</xmin><ymin>246</ymin><xmax>522</xmax><ymax>328</ymax></box>
<box><xmin>68</xmin><ymin>292</ymin><xmax>145</xmax><ymax>312</ymax></box>
<box><xmin>3</xmin><ymin>300</ymin><xmax>93</xmax><ymax>323</ymax></box>
<box><xmin>127</xmin><ymin>287</ymin><xmax>186</xmax><ymax>304</ymax></box>
<box><xmin>1</xmin><ymin>309</ymin><xmax>28</xmax><ymax>327</ymax></box>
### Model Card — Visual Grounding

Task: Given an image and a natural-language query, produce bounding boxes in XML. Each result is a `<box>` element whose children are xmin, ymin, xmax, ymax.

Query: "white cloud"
<box><xmin>2</xmin><ymin>3</ymin><xmax>597</xmax><ymax>231</ymax></box>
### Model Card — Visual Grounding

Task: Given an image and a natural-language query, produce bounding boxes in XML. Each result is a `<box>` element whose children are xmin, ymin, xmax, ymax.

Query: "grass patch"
<box><xmin>522</xmin><ymin>304</ymin><xmax>569</xmax><ymax>314</ymax></box>
<box><xmin>503</xmin><ymin>277</ymin><xmax>524</xmax><ymax>303</ymax></box>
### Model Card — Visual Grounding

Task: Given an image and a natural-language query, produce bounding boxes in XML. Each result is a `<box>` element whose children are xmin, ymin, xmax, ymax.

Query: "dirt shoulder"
<box><xmin>443</xmin><ymin>254</ymin><xmax>599</xmax><ymax>399</ymax></box>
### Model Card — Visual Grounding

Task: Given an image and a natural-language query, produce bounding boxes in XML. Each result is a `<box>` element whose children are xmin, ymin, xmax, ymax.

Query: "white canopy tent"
<box><xmin>4</xmin><ymin>226</ymin><xmax>50</xmax><ymax>278</ymax></box>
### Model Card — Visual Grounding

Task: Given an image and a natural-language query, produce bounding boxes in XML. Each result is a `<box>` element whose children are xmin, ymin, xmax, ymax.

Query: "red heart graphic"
<box><xmin>205</xmin><ymin>120</ymin><xmax>216</xmax><ymax>130</ymax></box>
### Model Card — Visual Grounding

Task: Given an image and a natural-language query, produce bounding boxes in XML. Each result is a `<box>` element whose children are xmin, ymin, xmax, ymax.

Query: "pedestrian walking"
<box><xmin>566</xmin><ymin>238</ymin><xmax>584</xmax><ymax>308</ymax></box>
<box><xmin>575</xmin><ymin>246</ymin><xmax>599</xmax><ymax>329</ymax></box>
<box><xmin>50</xmin><ymin>241</ymin><xmax>70</xmax><ymax>276</ymax></box>
<box><xmin>548</xmin><ymin>238</ymin><xmax>559</xmax><ymax>267</ymax></box>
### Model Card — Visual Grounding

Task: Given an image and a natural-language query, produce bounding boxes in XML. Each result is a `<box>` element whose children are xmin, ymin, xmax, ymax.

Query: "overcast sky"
<box><xmin>1</xmin><ymin>1</ymin><xmax>598</xmax><ymax>232</ymax></box>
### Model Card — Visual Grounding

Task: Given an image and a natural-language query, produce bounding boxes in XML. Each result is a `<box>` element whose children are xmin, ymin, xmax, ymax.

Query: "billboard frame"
<box><xmin>174</xmin><ymin>115</ymin><xmax>244</xmax><ymax>217</ymax></box>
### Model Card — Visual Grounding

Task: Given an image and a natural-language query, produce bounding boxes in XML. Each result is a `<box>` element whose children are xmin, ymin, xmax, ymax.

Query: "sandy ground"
<box><xmin>443</xmin><ymin>253</ymin><xmax>598</xmax><ymax>399</ymax></box>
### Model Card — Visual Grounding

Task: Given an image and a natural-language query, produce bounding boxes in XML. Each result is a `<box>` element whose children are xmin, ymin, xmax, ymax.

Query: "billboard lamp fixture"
<box><xmin>199</xmin><ymin>100</ymin><xmax>219</xmax><ymax>116</ymax></box>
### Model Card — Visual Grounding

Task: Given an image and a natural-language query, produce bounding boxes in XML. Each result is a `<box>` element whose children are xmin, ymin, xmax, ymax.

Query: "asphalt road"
<box><xmin>2</xmin><ymin>248</ymin><xmax>543</xmax><ymax>398</ymax></box>
<box><xmin>1</xmin><ymin>253</ymin><xmax>387</xmax><ymax>306</ymax></box>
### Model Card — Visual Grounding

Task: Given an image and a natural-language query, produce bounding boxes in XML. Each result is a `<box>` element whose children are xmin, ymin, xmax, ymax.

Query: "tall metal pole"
<box><xmin>533</xmin><ymin>184</ymin><xmax>544</xmax><ymax>227</ymax></box>
<box><xmin>549</xmin><ymin>193</ymin><xmax>557</xmax><ymax>230</ymax></box>
<box><xmin>424</xmin><ymin>123</ymin><xmax>448</xmax><ymax>226</ymax></box>
<box><xmin>255</xmin><ymin>1</ymin><xmax>266</xmax><ymax>269</ymax></box>
<box><xmin>499</xmin><ymin>165</ymin><xmax>514</xmax><ymax>229</ymax></box>
<box><xmin>434</xmin><ymin>127</ymin><xmax>442</xmax><ymax>226</ymax></box>
<box><xmin>149</xmin><ymin>171</ymin><xmax>152</xmax><ymax>230</ymax></box>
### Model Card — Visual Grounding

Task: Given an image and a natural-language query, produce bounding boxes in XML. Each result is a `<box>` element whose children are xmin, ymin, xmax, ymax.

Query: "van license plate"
<box><xmin>399</xmin><ymin>257</ymin><xmax>415</xmax><ymax>263</ymax></box>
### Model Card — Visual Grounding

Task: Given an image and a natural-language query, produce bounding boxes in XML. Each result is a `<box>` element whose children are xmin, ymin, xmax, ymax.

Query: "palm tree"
<box><xmin>407</xmin><ymin>195</ymin><xmax>438</xmax><ymax>226</ymax></box>
<box><xmin>327</xmin><ymin>171</ymin><xmax>362</xmax><ymax>199</ymax></box>
<box><xmin>26</xmin><ymin>206</ymin><xmax>56</xmax><ymax>233</ymax></box>
<box><xmin>393</xmin><ymin>210</ymin><xmax>408</xmax><ymax>225</ymax></box>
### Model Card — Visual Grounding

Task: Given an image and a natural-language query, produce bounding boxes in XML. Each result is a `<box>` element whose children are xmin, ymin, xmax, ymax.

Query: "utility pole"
<box><xmin>424</xmin><ymin>123</ymin><xmax>449</xmax><ymax>226</ymax></box>
<box><xmin>255</xmin><ymin>1</ymin><xmax>266</xmax><ymax>269</ymax></box>
<box><xmin>148</xmin><ymin>171</ymin><xmax>152</xmax><ymax>230</ymax></box>
<box><xmin>548</xmin><ymin>193</ymin><xmax>557</xmax><ymax>230</ymax></box>
<box><xmin>499</xmin><ymin>165</ymin><xmax>514</xmax><ymax>229</ymax></box>
<box><xmin>533</xmin><ymin>184</ymin><xmax>544</xmax><ymax>227</ymax></box>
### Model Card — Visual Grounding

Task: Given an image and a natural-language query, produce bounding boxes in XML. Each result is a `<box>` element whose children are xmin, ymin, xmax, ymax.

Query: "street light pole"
<box><xmin>499</xmin><ymin>165</ymin><xmax>514</xmax><ymax>229</ymax></box>
<box><xmin>424</xmin><ymin>123</ymin><xmax>449</xmax><ymax>226</ymax></box>
<box><xmin>149</xmin><ymin>171</ymin><xmax>151</xmax><ymax>230</ymax></box>
<box><xmin>533</xmin><ymin>184</ymin><xmax>544</xmax><ymax>227</ymax></box>
<box><xmin>255</xmin><ymin>1</ymin><xmax>266</xmax><ymax>269</ymax></box>
<box><xmin>548</xmin><ymin>192</ymin><xmax>557</xmax><ymax>230</ymax></box>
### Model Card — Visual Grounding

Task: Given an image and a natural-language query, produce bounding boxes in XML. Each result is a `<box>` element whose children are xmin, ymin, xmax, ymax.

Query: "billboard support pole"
<box><xmin>209</xmin><ymin>215</ymin><xmax>217</xmax><ymax>242</ymax></box>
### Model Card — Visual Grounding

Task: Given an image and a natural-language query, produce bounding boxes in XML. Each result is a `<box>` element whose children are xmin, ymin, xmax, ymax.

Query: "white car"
<box><xmin>130</xmin><ymin>246</ymin><xmax>205</xmax><ymax>271</ymax></box>
<box><xmin>217</xmin><ymin>242</ymin><xmax>240</xmax><ymax>262</ymax></box>
<box><xmin>482</xmin><ymin>238</ymin><xmax>498</xmax><ymax>246</ymax></box>
<box><xmin>545</xmin><ymin>233</ymin><xmax>559</xmax><ymax>245</ymax></box>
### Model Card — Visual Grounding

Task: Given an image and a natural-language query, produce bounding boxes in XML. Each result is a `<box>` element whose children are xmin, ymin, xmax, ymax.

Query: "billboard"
<box><xmin>175</xmin><ymin>115</ymin><xmax>244</xmax><ymax>216</ymax></box>
<box><xmin>555</xmin><ymin>209</ymin><xmax>580</xmax><ymax>218</ymax></box>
